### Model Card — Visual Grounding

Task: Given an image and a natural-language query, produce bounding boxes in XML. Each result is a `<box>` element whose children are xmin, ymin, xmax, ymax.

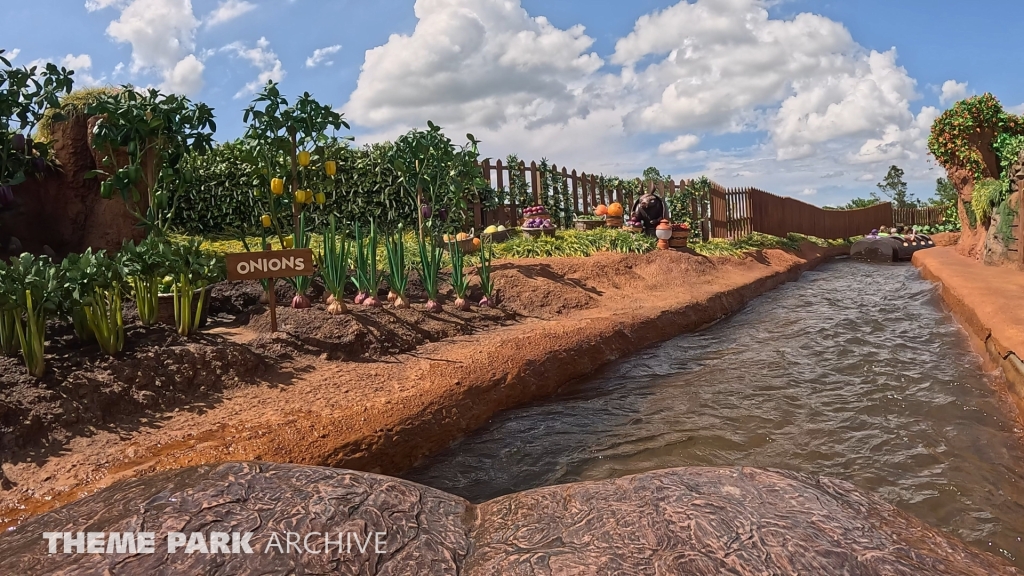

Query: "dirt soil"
<box><xmin>0</xmin><ymin>244</ymin><xmax>845</xmax><ymax>527</ymax></box>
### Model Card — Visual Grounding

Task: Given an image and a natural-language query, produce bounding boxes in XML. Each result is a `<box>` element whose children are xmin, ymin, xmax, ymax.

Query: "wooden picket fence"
<box><xmin>470</xmin><ymin>159</ymin><xmax>911</xmax><ymax>240</ymax></box>
<box><xmin>892</xmin><ymin>206</ymin><xmax>946</xmax><ymax>227</ymax></box>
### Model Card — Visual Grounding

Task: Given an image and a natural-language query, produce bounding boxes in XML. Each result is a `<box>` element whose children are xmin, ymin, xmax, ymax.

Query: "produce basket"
<box><xmin>575</xmin><ymin>219</ymin><xmax>605</xmax><ymax>231</ymax></box>
<box><xmin>522</xmin><ymin>227</ymin><xmax>557</xmax><ymax>238</ymax></box>
<box><xmin>622</xmin><ymin>224</ymin><xmax>643</xmax><ymax>233</ymax></box>
<box><xmin>521</xmin><ymin>214</ymin><xmax>551</xmax><ymax>226</ymax></box>
<box><xmin>605</xmin><ymin>217</ymin><xmax>624</xmax><ymax>228</ymax></box>
<box><xmin>439</xmin><ymin>235</ymin><xmax>480</xmax><ymax>254</ymax></box>
<box><xmin>481</xmin><ymin>229</ymin><xmax>513</xmax><ymax>243</ymax></box>
<box><xmin>157</xmin><ymin>286</ymin><xmax>211</xmax><ymax>328</ymax></box>
<box><xmin>669</xmin><ymin>230</ymin><xmax>690</xmax><ymax>249</ymax></box>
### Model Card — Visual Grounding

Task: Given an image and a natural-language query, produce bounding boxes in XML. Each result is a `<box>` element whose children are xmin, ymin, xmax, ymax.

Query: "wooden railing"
<box><xmin>892</xmin><ymin>206</ymin><xmax>946</xmax><ymax>227</ymax></box>
<box><xmin>471</xmin><ymin>159</ymin><xmax>899</xmax><ymax>240</ymax></box>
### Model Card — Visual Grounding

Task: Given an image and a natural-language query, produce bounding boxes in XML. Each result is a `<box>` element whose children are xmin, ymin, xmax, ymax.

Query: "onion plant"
<box><xmin>3</xmin><ymin>254</ymin><xmax>60</xmax><ymax>377</ymax></box>
<box><xmin>448</xmin><ymin>240</ymin><xmax>471</xmax><ymax>311</ymax></box>
<box><xmin>385</xmin><ymin>224</ymin><xmax>411</xmax><ymax>309</ymax></box>
<box><xmin>240</xmin><ymin>232</ymin><xmax>271</xmax><ymax>304</ymax></box>
<box><xmin>354</xmin><ymin>221</ymin><xmax>382</xmax><ymax>307</ymax></box>
<box><xmin>288</xmin><ymin>210</ymin><xmax>313</xmax><ymax>309</ymax></box>
<box><xmin>478</xmin><ymin>239</ymin><xmax>495</xmax><ymax>308</ymax></box>
<box><xmin>58</xmin><ymin>251</ymin><xmax>96</xmax><ymax>343</ymax></box>
<box><xmin>319</xmin><ymin>215</ymin><xmax>350</xmax><ymax>315</ymax></box>
<box><xmin>118</xmin><ymin>236</ymin><xmax>168</xmax><ymax>326</ymax></box>
<box><xmin>417</xmin><ymin>229</ymin><xmax>444</xmax><ymax>313</ymax></box>
<box><xmin>82</xmin><ymin>252</ymin><xmax>126</xmax><ymax>355</ymax></box>
<box><xmin>166</xmin><ymin>239</ymin><xmax>223</xmax><ymax>337</ymax></box>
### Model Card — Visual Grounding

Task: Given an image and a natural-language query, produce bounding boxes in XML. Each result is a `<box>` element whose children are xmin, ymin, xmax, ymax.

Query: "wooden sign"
<box><xmin>225</xmin><ymin>248</ymin><xmax>315</xmax><ymax>281</ymax></box>
<box><xmin>225</xmin><ymin>248</ymin><xmax>315</xmax><ymax>333</ymax></box>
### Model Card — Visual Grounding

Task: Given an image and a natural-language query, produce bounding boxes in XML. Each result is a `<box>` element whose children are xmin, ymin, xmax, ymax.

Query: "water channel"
<box><xmin>405</xmin><ymin>260</ymin><xmax>1024</xmax><ymax>567</ymax></box>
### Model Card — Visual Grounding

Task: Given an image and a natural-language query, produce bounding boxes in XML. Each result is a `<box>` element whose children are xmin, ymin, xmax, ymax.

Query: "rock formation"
<box><xmin>0</xmin><ymin>463</ymin><xmax>1018</xmax><ymax>575</ymax></box>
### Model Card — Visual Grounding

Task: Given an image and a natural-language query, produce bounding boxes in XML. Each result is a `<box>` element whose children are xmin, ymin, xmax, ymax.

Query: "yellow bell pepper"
<box><xmin>283</xmin><ymin>237</ymin><xmax>294</xmax><ymax>249</ymax></box>
<box><xmin>314</xmin><ymin>192</ymin><xmax>326</xmax><ymax>205</ymax></box>
<box><xmin>325</xmin><ymin>161</ymin><xmax>336</xmax><ymax>176</ymax></box>
<box><xmin>297</xmin><ymin>151</ymin><xmax>311</xmax><ymax>167</ymax></box>
<box><xmin>261</xmin><ymin>214</ymin><xmax>272</xmax><ymax>228</ymax></box>
<box><xmin>304</xmin><ymin>190</ymin><xmax>314</xmax><ymax>204</ymax></box>
<box><xmin>294</xmin><ymin>190</ymin><xmax>306</xmax><ymax>204</ymax></box>
<box><xmin>271</xmin><ymin>178</ymin><xmax>285</xmax><ymax>196</ymax></box>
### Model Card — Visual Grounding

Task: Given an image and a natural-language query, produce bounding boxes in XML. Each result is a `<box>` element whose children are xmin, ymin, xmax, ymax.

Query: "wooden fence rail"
<box><xmin>471</xmin><ymin>160</ymin><xmax>946</xmax><ymax>240</ymax></box>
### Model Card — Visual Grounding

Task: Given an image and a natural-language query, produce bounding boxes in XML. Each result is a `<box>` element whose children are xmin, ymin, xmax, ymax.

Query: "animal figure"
<box><xmin>631</xmin><ymin>194</ymin><xmax>666</xmax><ymax>231</ymax></box>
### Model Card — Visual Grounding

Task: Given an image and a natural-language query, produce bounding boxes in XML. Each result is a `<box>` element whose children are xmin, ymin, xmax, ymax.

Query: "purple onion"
<box><xmin>0</xmin><ymin>185</ymin><xmax>12</xmax><ymax>207</ymax></box>
<box><xmin>10</xmin><ymin>134</ymin><xmax>25</xmax><ymax>152</ymax></box>
<box><xmin>421</xmin><ymin>204</ymin><xmax>432</xmax><ymax>220</ymax></box>
<box><xmin>437</xmin><ymin>208</ymin><xmax>448</xmax><ymax>222</ymax></box>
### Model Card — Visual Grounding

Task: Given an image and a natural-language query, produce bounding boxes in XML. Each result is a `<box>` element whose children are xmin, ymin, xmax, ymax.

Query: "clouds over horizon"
<box><xmin>343</xmin><ymin>0</ymin><xmax>947</xmax><ymax>198</ymax></box>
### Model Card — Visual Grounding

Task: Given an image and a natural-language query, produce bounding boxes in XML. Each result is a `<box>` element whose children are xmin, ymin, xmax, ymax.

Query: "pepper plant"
<box><xmin>1</xmin><ymin>50</ymin><xmax>75</xmax><ymax>208</ymax></box>
<box><xmin>2</xmin><ymin>253</ymin><xmax>61</xmax><ymax>377</ymax></box>
<box><xmin>0</xmin><ymin>260</ymin><xmax>19</xmax><ymax>356</ymax></box>
<box><xmin>241</xmin><ymin>82</ymin><xmax>348</xmax><ymax>241</ymax></box>
<box><xmin>319</xmin><ymin>215</ymin><xmax>350</xmax><ymax>315</ymax></box>
<box><xmin>86</xmin><ymin>86</ymin><xmax>216</xmax><ymax>234</ymax></box>
<box><xmin>118</xmin><ymin>236</ymin><xmax>168</xmax><ymax>326</ymax></box>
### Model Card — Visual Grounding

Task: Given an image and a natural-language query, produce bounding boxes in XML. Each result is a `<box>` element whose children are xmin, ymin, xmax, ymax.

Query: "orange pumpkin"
<box><xmin>607</xmin><ymin>202</ymin><xmax>624</xmax><ymax>217</ymax></box>
<box><xmin>472</xmin><ymin>238</ymin><xmax>481</xmax><ymax>248</ymax></box>
<box><xmin>595</xmin><ymin>204</ymin><xmax>608</xmax><ymax>216</ymax></box>
<box><xmin>456</xmin><ymin>232</ymin><xmax>470</xmax><ymax>241</ymax></box>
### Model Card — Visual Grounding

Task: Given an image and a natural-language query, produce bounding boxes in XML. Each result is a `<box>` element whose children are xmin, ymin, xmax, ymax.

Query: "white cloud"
<box><xmin>939</xmin><ymin>79</ymin><xmax>968</xmax><ymax>106</ymax></box>
<box><xmin>346</xmin><ymin>0</ymin><xmax>603</xmax><ymax>129</ymax></box>
<box><xmin>101</xmin><ymin>0</ymin><xmax>204</xmax><ymax>95</ymax></box>
<box><xmin>801</xmin><ymin>188</ymin><xmax>817</xmax><ymax>196</ymax></box>
<box><xmin>1008</xmin><ymin>102</ymin><xmax>1024</xmax><ymax>115</ymax></box>
<box><xmin>223</xmin><ymin>37</ymin><xmax>284</xmax><ymax>98</ymax></box>
<box><xmin>347</xmin><ymin>0</ymin><xmax>943</xmax><ymax>205</ymax></box>
<box><xmin>6</xmin><ymin>48</ymin><xmax>20</xmax><ymax>61</ymax></box>
<box><xmin>61</xmin><ymin>54</ymin><xmax>105</xmax><ymax>87</ymax></box>
<box><xmin>204</xmin><ymin>0</ymin><xmax>255</xmax><ymax>28</ymax></box>
<box><xmin>306</xmin><ymin>45</ymin><xmax>342</xmax><ymax>68</ymax></box>
<box><xmin>85</xmin><ymin>0</ymin><xmax>127</xmax><ymax>11</ymax></box>
<box><xmin>857</xmin><ymin>173</ymin><xmax>875</xmax><ymax>182</ymax></box>
<box><xmin>658</xmin><ymin>134</ymin><xmax>701</xmax><ymax>155</ymax></box>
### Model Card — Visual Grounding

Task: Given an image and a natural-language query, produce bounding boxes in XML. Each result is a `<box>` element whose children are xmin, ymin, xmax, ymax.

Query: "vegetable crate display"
<box><xmin>574</xmin><ymin>217</ymin><xmax>605</xmax><ymax>231</ymax></box>
<box><xmin>440</xmin><ymin>233</ymin><xmax>480</xmax><ymax>254</ymax></box>
<box><xmin>522</xmin><ymin>227</ymin><xmax>557</xmax><ymax>239</ymax></box>
<box><xmin>669</xmin><ymin>224</ymin><xmax>691</xmax><ymax>249</ymax></box>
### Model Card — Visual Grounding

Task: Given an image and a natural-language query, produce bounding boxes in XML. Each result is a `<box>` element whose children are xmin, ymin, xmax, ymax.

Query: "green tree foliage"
<box><xmin>930</xmin><ymin>178</ymin><xmax>957</xmax><ymax>206</ymax></box>
<box><xmin>876</xmin><ymin>165</ymin><xmax>918</xmax><ymax>209</ymax></box>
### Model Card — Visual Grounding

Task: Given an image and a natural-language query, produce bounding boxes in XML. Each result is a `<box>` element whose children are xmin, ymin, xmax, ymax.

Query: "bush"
<box><xmin>971</xmin><ymin>178</ymin><xmax>1004</xmax><ymax>223</ymax></box>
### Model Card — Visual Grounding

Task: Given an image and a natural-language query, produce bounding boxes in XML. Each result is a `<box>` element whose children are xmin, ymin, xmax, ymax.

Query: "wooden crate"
<box><xmin>522</xmin><ymin>227</ymin><xmax>557</xmax><ymax>238</ymax></box>
<box><xmin>575</xmin><ymin>219</ymin><xmax>605</xmax><ymax>231</ymax></box>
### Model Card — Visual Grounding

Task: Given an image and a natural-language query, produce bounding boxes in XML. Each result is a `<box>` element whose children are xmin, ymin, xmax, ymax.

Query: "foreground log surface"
<box><xmin>0</xmin><ymin>462</ymin><xmax>1017</xmax><ymax>575</ymax></box>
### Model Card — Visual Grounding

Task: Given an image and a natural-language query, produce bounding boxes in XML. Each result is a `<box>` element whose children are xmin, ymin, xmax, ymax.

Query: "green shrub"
<box><xmin>971</xmin><ymin>178</ymin><xmax>1004</xmax><ymax>223</ymax></box>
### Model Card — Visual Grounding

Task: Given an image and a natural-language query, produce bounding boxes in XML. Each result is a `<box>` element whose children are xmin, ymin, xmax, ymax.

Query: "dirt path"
<box><xmin>0</xmin><ymin>245</ymin><xmax>844</xmax><ymax>527</ymax></box>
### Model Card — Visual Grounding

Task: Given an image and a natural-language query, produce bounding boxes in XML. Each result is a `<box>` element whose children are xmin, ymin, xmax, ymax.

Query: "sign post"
<box><xmin>225</xmin><ymin>247</ymin><xmax>315</xmax><ymax>333</ymax></box>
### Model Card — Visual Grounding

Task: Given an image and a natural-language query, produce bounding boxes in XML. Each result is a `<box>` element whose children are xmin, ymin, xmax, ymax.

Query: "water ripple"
<box><xmin>406</xmin><ymin>261</ymin><xmax>1024</xmax><ymax>567</ymax></box>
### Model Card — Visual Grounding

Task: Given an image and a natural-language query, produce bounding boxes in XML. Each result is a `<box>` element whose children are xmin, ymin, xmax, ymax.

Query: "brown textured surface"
<box><xmin>0</xmin><ymin>463</ymin><xmax>1017</xmax><ymax>575</ymax></box>
<box><xmin>0</xmin><ymin>114</ymin><xmax>141</xmax><ymax>258</ymax></box>
<box><xmin>0</xmin><ymin>245</ymin><xmax>845</xmax><ymax>528</ymax></box>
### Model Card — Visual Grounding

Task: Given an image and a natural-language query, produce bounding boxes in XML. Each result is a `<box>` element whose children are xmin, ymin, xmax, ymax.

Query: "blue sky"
<box><xmin>6</xmin><ymin>0</ymin><xmax>1024</xmax><ymax>207</ymax></box>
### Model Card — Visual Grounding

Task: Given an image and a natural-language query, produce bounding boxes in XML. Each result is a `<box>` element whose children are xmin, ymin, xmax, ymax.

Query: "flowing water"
<box><xmin>405</xmin><ymin>260</ymin><xmax>1024</xmax><ymax>567</ymax></box>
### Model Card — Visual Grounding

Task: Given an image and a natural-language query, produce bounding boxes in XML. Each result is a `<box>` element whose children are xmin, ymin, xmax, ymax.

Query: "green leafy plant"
<box><xmin>59</xmin><ymin>250</ymin><xmax>98</xmax><ymax>343</ymax></box>
<box><xmin>448</xmin><ymin>239</ymin><xmax>471</xmax><ymax>311</ymax></box>
<box><xmin>165</xmin><ymin>239</ymin><xmax>223</xmax><ymax>336</ymax></box>
<box><xmin>319</xmin><ymin>215</ymin><xmax>350</xmax><ymax>315</ymax></box>
<box><xmin>80</xmin><ymin>251</ymin><xmax>126</xmax><ymax>355</ymax></box>
<box><xmin>417</xmin><ymin>229</ymin><xmax>444</xmax><ymax>312</ymax></box>
<box><xmin>2</xmin><ymin>254</ymin><xmax>61</xmax><ymax>377</ymax></box>
<box><xmin>385</xmin><ymin>224</ymin><xmax>411</xmax><ymax>309</ymax></box>
<box><xmin>0</xmin><ymin>260</ymin><xmax>20</xmax><ymax>356</ymax></box>
<box><xmin>353</xmin><ymin>221</ymin><xmax>382</xmax><ymax>307</ymax></box>
<box><xmin>86</xmin><ymin>87</ymin><xmax>217</xmax><ymax>235</ymax></box>
<box><xmin>1</xmin><ymin>49</ymin><xmax>75</xmax><ymax>195</ymax></box>
<box><xmin>971</xmin><ymin>178</ymin><xmax>1004</xmax><ymax>223</ymax></box>
<box><xmin>118</xmin><ymin>236</ymin><xmax>168</xmax><ymax>325</ymax></box>
<box><xmin>477</xmin><ymin>239</ymin><xmax>495</xmax><ymax>308</ymax></box>
<box><xmin>287</xmin><ymin>210</ymin><xmax>313</xmax><ymax>308</ymax></box>
<box><xmin>928</xmin><ymin>93</ymin><xmax>1024</xmax><ymax>181</ymax></box>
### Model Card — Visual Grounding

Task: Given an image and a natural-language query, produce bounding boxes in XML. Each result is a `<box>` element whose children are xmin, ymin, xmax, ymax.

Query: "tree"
<box><xmin>929</xmin><ymin>177</ymin><xmax>957</xmax><ymax>206</ymax></box>
<box><xmin>876</xmin><ymin>165</ymin><xmax>917</xmax><ymax>209</ymax></box>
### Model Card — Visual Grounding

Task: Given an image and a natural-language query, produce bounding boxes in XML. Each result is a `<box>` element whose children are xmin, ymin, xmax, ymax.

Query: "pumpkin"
<box><xmin>595</xmin><ymin>204</ymin><xmax>608</xmax><ymax>216</ymax></box>
<box><xmin>472</xmin><ymin>238</ymin><xmax>481</xmax><ymax>248</ymax></box>
<box><xmin>607</xmin><ymin>202</ymin><xmax>624</xmax><ymax>217</ymax></box>
<box><xmin>456</xmin><ymin>232</ymin><xmax>470</xmax><ymax>241</ymax></box>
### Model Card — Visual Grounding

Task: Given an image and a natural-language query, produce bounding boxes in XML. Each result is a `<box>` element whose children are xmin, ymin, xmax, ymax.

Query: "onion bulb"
<box><xmin>393</xmin><ymin>295</ymin><xmax>410</xmax><ymax>309</ymax></box>
<box><xmin>327</xmin><ymin>299</ymin><xmax>348</xmax><ymax>315</ymax></box>
<box><xmin>425</xmin><ymin>300</ymin><xmax>443</xmax><ymax>313</ymax></box>
<box><xmin>387</xmin><ymin>291</ymin><xmax>398</xmax><ymax>304</ymax></box>
<box><xmin>454</xmin><ymin>298</ymin><xmax>470</xmax><ymax>311</ymax></box>
<box><xmin>354</xmin><ymin>292</ymin><xmax>367</xmax><ymax>305</ymax></box>
<box><xmin>291</xmin><ymin>294</ymin><xmax>312</xmax><ymax>309</ymax></box>
<box><xmin>363</xmin><ymin>296</ymin><xmax>381</xmax><ymax>307</ymax></box>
